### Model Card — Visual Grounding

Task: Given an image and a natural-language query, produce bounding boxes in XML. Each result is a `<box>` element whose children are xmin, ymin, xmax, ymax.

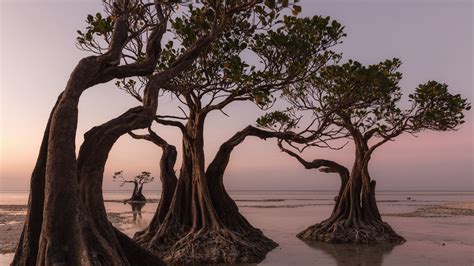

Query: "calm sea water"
<box><xmin>1</xmin><ymin>190</ymin><xmax>473</xmax><ymax>205</ymax></box>
<box><xmin>1</xmin><ymin>190</ymin><xmax>473</xmax><ymax>265</ymax></box>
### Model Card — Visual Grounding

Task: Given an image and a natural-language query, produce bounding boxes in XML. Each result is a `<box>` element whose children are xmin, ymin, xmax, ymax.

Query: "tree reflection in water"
<box><xmin>127</xmin><ymin>202</ymin><xmax>146</xmax><ymax>223</ymax></box>
<box><xmin>304</xmin><ymin>241</ymin><xmax>396</xmax><ymax>266</ymax></box>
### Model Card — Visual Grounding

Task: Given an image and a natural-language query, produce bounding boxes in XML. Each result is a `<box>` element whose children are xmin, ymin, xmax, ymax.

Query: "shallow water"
<box><xmin>1</xmin><ymin>190</ymin><xmax>473</xmax><ymax>265</ymax></box>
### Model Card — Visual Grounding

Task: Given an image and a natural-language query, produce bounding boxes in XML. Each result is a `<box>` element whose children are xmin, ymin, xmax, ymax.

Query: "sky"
<box><xmin>0</xmin><ymin>0</ymin><xmax>473</xmax><ymax>191</ymax></box>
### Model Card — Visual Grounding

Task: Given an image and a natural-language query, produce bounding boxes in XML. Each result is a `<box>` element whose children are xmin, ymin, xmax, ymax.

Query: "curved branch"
<box><xmin>129</xmin><ymin>127</ymin><xmax>178</xmax><ymax>237</ymax></box>
<box><xmin>202</xmin><ymin>94</ymin><xmax>250</xmax><ymax>114</ymax></box>
<box><xmin>206</xmin><ymin>125</ymin><xmax>324</xmax><ymax>181</ymax></box>
<box><xmin>154</xmin><ymin>117</ymin><xmax>186</xmax><ymax>133</ymax></box>
<box><xmin>94</xmin><ymin>16</ymin><xmax>168</xmax><ymax>85</ymax></box>
<box><xmin>129</xmin><ymin>127</ymin><xmax>168</xmax><ymax>147</ymax></box>
<box><xmin>277</xmin><ymin>141</ymin><xmax>350</xmax><ymax>207</ymax></box>
<box><xmin>278</xmin><ymin>141</ymin><xmax>348</xmax><ymax>176</ymax></box>
<box><xmin>156</xmin><ymin>114</ymin><xmax>188</xmax><ymax>120</ymax></box>
<box><xmin>148</xmin><ymin>1</ymin><xmax>257</xmax><ymax>89</ymax></box>
<box><xmin>99</xmin><ymin>15</ymin><xmax>130</xmax><ymax>65</ymax></box>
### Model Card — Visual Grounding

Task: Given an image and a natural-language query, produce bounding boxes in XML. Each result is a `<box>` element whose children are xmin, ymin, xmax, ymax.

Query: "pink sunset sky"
<box><xmin>0</xmin><ymin>0</ymin><xmax>472</xmax><ymax>191</ymax></box>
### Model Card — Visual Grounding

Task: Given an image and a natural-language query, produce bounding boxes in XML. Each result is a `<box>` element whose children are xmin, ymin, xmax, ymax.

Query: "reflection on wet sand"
<box><xmin>303</xmin><ymin>241</ymin><xmax>396</xmax><ymax>266</ymax></box>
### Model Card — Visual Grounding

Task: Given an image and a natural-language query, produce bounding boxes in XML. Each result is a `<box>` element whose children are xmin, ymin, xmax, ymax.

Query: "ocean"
<box><xmin>1</xmin><ymin>190</ymin><xmax>473</xmax><ymax>265</ymax></box>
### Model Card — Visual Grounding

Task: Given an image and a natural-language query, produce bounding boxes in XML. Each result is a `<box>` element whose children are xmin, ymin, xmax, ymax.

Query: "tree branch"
<box><xmin>128</xmin><ymin>127</ymin><xmax>168</xmax><ymax>148</ymax></box>
<box><xmin>154</xmin><ymin>117</ymin><xmax>186</xmax><ymax>133</ymax></box>
<box><xmin>277</xmin><ymin>141</ymin><xmax>349</xmax><ymax>177</ymax></box>
<box><xmin>94</xmin><ymin>12</ymin><xmax>168</xmax><ymax>85</ymax></box>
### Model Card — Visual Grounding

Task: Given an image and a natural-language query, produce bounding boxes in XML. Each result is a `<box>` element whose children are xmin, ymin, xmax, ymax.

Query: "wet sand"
<box><xmin>0</xmin><ymin>205</ymin><xmax>129</xmax><ymax>255</ymax></box>
<box><xmin>1</xmin><ymin>192</ymin><xmax>473</xmax><ymax>265</ymax></box>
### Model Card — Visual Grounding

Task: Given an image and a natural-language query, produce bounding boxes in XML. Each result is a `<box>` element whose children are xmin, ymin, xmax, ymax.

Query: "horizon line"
<box><xmin>1</xmin><ymin>189</ymin><xmax>473</xmax><ymax>193</ymax></box>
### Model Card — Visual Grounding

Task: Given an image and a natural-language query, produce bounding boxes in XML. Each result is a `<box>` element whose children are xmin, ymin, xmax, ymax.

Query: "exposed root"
<box><xmin>149</xmin><ymin>228</ymin><xmax>278</xmax><ymax>264</ymax></box>
<box><xmin>297</xmin><ymin>219</ymin><xmax>406</xmax><ymax>245</ymax></box>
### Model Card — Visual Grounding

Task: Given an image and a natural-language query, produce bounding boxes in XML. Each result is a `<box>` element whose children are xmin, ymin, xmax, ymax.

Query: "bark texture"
<box><xmin>130</xmin><ymin>129</ymin><xmax>178</xmax><ymax>242</ymax></box>
<box><xmin>135</xmin><ymin>123</ymin><xmax>284</xmax><ymax>264</ymax></box>
<box><xmin>75</xmin><ymin>105</ymin><xmax>161</xmax><ymax>265</ymax></box>
<box><xmin>69</xmin><ymin>8</ymin><xmax>228</xmax><ymax>263</ymax></box>
<box><xmin>12</xmin><ymin>94</ymin><xmax>61</xmax><ymax>265</ymax></box>
<box><xmin>12</xmin><ymin>13</ymin><xmax>168</xmax><ymax>265</ymax></box>
<box><xmin>13</xmin><ymin>2</ymin><xmax>236</xmax><ymax>263</ymax></box>
<box><xmin>12</xmin><ymin>52</ymin><xmax>146</xmax><ymax>265</ymax></box>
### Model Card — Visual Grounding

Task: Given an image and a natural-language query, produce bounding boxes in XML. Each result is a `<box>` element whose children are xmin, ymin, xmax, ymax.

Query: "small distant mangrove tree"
<box><xmin>113</xmin><ymin>171</ymin><xmax>155</xmax><ymax>202</ymax></box>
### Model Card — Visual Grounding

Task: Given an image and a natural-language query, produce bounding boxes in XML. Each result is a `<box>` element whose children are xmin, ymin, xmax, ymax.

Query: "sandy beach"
<box><xmin>1</xmin><ymin>191</ymin><xmax>473</xmax><ymax>265</ymax></box>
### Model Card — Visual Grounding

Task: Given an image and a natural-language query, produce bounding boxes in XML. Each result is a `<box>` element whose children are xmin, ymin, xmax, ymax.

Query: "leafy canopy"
<box><xmin>113</xmin><ymin>170</ymin><xmax>155</xmax><ymax>186</ymax></box>
<box><xmin>154</xmin><ymin>3</ymin><xmax>345</xmax><ymax>113</ymax></box>
<box><xmin>261</xmin><ymin>57</ymin><xmax>471</xmax><ymax>151</ymax></box>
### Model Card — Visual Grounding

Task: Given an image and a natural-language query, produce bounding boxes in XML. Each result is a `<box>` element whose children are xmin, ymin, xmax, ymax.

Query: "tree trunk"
<box><xmin>11</xmin><ymin>13</ymin><xmax>154</xmax><ymax>263</ymax></box>
<box><xmin>13</xmin><ymin>57</ymin><xmax>135</xmax><ymax>265</ymax></box>
<box><xmin>13</xmin><ymin>6</ymin><xmax>233</xmax><ymax>262</ymax></box>
<box><xmin>151</xmin><ymin>144</ymin><xmax>177</xmax><ymax>227</ymax></box>
<box><xmin>139</xmin><ymin>124</ymin><xmax>278</xmax><ymax>264</ymax></box>
<box><xmin>12</xmin><ymin>94</ymin><xmax>61</xmax><ymax>265</ymax></box>
<box><xmin>131</xmin><ymin>182</ymin><xmax>139</xmax><ymax>199</ymax></box>
<box><xmin>129</xmin><ymin>183</ymin><xmax>146</xmax><ymax>202</ymax></box>
<box><xmin>132</xmin><ymin>130</ymin><xmax>178</xmax><ymax>242</ymax></box>
<box><xmin>144</xmin><ymin>120</ymin><xmax>220</xmax><ymax>263</ymax></box>
<box><xmin>297</xmin><ymin>141</ymin><xmax>405</xmax><ymax>244</ymax></box>
<box><xmin>13</xmin><ymin>56</ymin><xmax>143</xmax><ymax>265</ymax></box>
<box><xmin>76</xmin><ymin>105</ymin><xmax>164</xmax><ymax>265</ymax></box>
<box><xmin>205</xmin><ymin>129</ymin><xmax>279</xmax><ymax>262</ymax></box>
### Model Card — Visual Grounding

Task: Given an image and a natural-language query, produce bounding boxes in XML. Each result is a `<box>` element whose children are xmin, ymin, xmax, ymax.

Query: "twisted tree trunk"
<box><xmin>13</xmin><ymin>56</ymin><xmax>134</xmax><ymax>265</ymax></box>
<box><xmin>13</xmin><ymin>3</ymin><xmax>232</xmax><ymax>263</ymax></box>
<box><xmin>128</xmin><ymin>181</ymin><xmax>146</xmax><ymax>202</ymax></box>
<box><xmin>147</xmin><ymin>114</ymin><xmax>234</xmax><ymax>264</ymax></box>
<box><xmin>131</xmin><ymin>129</ymin><xmax>178</xmax><ymax>242</ymax></box>
<box><xmin>75</xmin><ymin>103</ymin><xmax>164</xmax><ymax>265</ymax></box>
<box><xmin>12</xmin><ymin>94</ymin><xmax>61</xmax><ymax>265</ymax></box>
<box><xmin>141</xmin><ymin>116</ymin><xmax>234</xmax><ymax>264</ymax></box>
<box><xmin>139</xmin><ymin>125</ymin><xmax>320</xmax><ymax>264</ymax></box>
<box><xmin>11</xmin><ymin>12</ymin><xmax>170</xmax><ymax>264</ymax></box>
<box><xmin>294</xmin><ymin>138</ymin><xmax>405</xmax><ymax>244</ymax></box>
<box><xmin>136</xmin><ymin>185</ymin><xmax>145</xmax><ymax>201</ymax></box>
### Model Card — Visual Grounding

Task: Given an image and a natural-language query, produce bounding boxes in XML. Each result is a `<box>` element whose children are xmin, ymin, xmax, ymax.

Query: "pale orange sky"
<box><xmin>1</xmin><ymin>0</ymin><xmax>473</xmax><ymax>191</ymax></box>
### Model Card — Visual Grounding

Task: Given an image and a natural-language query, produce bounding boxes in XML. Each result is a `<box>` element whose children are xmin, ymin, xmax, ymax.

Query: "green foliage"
<box><xmin>135</xmin><ymin>171</ymin><xmax>154</xmax><ymax>184</ymax></box>
<box><xmin>315</xmin><ymin>59</ymin><xmax>404</xmax><ymax>131</ymax></box>
<box><xmin>256</xmin><ymin>111</ymin><xmax>295</xmax><ymax>128</ymax></box>
<box><xmin>77</xmin><ymin>12</ymin><xmax>114</xmax><ymax>45</ymax></box>
<box><xmin>251</xmin><ymin>15</ymin><xmax>345</xmax><ymax>79</ymax></box>
<box><xmin>115</xmin><ymin>79</ymin><xmax>137</xmax><ymax>92</ymax></box>
<box><xmin>113</xmin><ymin>170</ymin><xmax>155</xmax><ymax>186</ymax></box>
<box><xmin>76</xmin><ymin>1</ymin><xmax>313</xmax><ymax>110</ymax></box>
<box><xmin>280</xmin><ymin>56</ymin><xmax>470</xmax><ymax>149</ymax></box>
<box><xmin>76</xmin><ymin>0</ymin><xmax>165</xmax><ymax>54</ymax></box>
<box><xmin>157</xmin><ymin>3</ymin><xmax>345</xmax><ymax>113</ymax></box>
<box><xmin>410</xmin><ymin>81</ymin><xmax>471</xmax><ymax>131</ymax></box>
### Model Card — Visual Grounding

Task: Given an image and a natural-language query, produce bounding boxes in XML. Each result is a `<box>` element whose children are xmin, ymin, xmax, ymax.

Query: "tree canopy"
<box><xmin>268</xmin><ymin>58</ymin><xmax>471</xmax><ymax>152</ymax></box>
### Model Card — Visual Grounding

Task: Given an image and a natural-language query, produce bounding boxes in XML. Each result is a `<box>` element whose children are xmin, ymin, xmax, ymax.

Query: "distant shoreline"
<box><xmin>1</xmin><ymin>189</ymin><xmax>474</xmax><ymax>193</ymax></box>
